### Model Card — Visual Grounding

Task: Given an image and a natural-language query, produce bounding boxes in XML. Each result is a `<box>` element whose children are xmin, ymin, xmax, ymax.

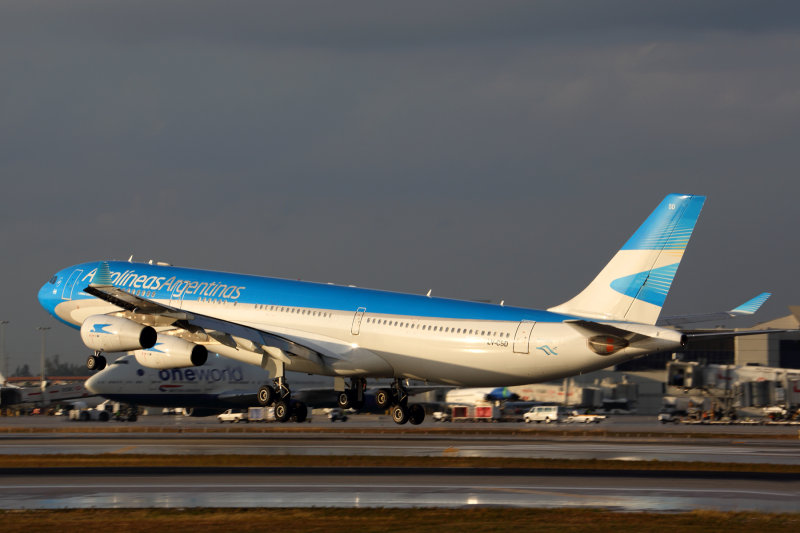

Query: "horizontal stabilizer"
<box><xmin>683</xmin><ymin>328</ymin><xmax>785</xmax><ymax>343</ymax></box>
<box><xmin>730</xmin><ymin>292</ymin><xmax>771</xmax><ymax>315</ymax></box>
<box><xmin>657</xmin><ymin>292</ymin><xmax>771</xmax><ymax>326</ymax></box>
<box><xmin>566</xmin><ymin>319</ymin><xmax>685</xmax><ymax>345</ymax></box>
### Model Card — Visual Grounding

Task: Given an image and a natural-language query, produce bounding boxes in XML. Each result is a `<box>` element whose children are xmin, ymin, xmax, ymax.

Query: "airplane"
<box><xmin>38</xmin><ymin>193</ymin><xmax>771</xmax><ymax>425</ymax></box>
<box><xmin>83</xmin><ymin>353</ymin><xmax>308</xmax><ymax>418</ymax></box>
<box><xmin>444</xmin><ymin>386</ymin><xmax>520</xmax><ymax>406</ymax></box>
<box><xmin>0</xmin><ymin>371</ymin><xmax>93</xmax><ymax>408</ymax></box>
<box><xmin>86</xmin><ymin>353</ymin><xmax>433</xmax><ymax>418</ymax></box>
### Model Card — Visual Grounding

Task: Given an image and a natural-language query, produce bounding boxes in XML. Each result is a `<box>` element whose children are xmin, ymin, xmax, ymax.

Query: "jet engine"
<box><xmin>133</xmin><ymin>334</ymin><xmax>208</xmax><ymax>369</ymax></box>
<box><xmin>80</xmin><ymin>315</ymin><xmax>157</xmax><ymax>352</ymax></box>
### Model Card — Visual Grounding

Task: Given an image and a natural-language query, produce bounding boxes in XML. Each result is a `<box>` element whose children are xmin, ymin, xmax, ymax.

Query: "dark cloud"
<box><xmin>1</xmin><ymin>1</ymin><xmax>798</xmax><ymax>369</ymax></box>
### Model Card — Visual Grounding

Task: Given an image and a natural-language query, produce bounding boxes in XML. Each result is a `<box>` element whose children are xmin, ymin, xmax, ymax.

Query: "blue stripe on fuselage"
<box><xmin>60</xmin><ymin>261</ymin><xmax>573</xmax><ymax>323</ymax></box>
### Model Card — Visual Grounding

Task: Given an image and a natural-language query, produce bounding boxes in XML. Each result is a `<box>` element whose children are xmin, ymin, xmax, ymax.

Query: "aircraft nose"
<box><xmin>38</xmin><ymin>275</ymin><xmax>59</xmax><ymax>314</ymax></box>
<box><xmin>84</xmin><ymin>372</ymin><xmax>101</xmax><ymax>394</ymax></box>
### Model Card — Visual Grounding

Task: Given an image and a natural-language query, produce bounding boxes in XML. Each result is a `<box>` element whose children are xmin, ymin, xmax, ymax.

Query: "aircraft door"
<box><xmin>351</xmin><ymin>307</ymin><xmax>366</xmax><ymax>335</ymax></box>
<box><xmin>61</xmin><ymin>270</ymin><xmax>83</xmax><ymax>300</ymax></box>
<box><xmin>513</xmin><ymin>320</ymin><xmax>536</xmax><ymax>354</ymax></box>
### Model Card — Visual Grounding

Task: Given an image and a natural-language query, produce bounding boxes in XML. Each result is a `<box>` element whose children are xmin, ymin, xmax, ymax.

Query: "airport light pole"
<box><xmin>0</xmin><ymin>321</ymin><xmax>7</xmax><ymax>385</ymax></box>
<box><xmin>37</xmin><ymin>327</ymin><xmax>50</xmax><ymax>406</ymax></box>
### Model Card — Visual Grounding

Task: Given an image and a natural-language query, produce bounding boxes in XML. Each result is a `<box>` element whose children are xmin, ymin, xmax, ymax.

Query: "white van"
<box><xmin>523</xmin><ymin>405</ymin><xmax>565</xmax><ymax>424</ymax></box>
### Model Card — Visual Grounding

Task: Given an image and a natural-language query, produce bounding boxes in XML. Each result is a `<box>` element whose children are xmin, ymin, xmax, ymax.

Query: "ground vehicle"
<box><xmin>246</xmin><ymin>406</ymin><xmax>276</xmax><ymax>422</ymax></box>
<box><xmin>565</xmin><ymin>411</ymin><xmax>606</xmax><ymax>424</ymax></box>
<box><xmin>450</xmin><ymin>404</ymin><xmax>500</xmax><ymax>422</ymax></box>
<box><xmin>657</xmin><ymin>409</ymin><xmax>686</xmax><ymax>424</ymax></box>
<box><xmin>523</xmin><ymin>405</ymin><xmax>566</xmax><ymax>423</ymax></box>
<box><xmin>326</xmin><ymin>408</ymin><xmax>348</xmax><ymax>422</ymax></box>
<box><xmin>217</xmin><ymin>409</ymin><xmax>248</xmax><ymax>423</ymax></box>
<box><xmin>432</xmin><ymin>411</ymin><xmax>450</xmax><ymax>422</ymax></box>
<box><xmin>68</xmin><ymin>401</ymin><xmax>111</xmax><ymax>422</ymax></box>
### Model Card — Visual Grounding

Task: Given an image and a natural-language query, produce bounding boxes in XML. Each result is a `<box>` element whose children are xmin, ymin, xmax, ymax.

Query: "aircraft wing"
<box><xmin>83</xmin><ymin>262</ymin><xmax>337</xmax><ymax>367</ymax></box>
<box><xmin>216</xmin><ymin>391</ymin><xmax>259</xmax><ymax>404</ymax></box>
<box><xmin>657</xmin><ymin>292</ymin><xmax>771</xmax><ymax>327</ymax></box>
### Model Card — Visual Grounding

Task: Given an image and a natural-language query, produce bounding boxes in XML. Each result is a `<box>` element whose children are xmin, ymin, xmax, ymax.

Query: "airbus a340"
<box><xmin>39</xmin><ymin>194</ymin><xmax>764</xmax><ymax>425</ymax></box>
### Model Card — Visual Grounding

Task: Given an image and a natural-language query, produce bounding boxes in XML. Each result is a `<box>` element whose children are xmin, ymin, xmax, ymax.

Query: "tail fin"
<box><xmin>549</xmin><ymin>194</ymin><xmax>706</xmax><ymax>325</ymax></box>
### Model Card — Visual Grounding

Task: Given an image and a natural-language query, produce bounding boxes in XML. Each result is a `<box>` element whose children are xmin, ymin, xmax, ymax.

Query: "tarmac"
<box><xmin>1</xmin><ymin>413</ymin><xmax>798</xmax><ymax>511</ymax></box>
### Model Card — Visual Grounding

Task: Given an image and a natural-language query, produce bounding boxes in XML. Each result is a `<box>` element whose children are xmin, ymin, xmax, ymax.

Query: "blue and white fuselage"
<box><xmin>40</xmin><ymin>260</ymin><xmax>623</xmax><ymax>385</ymax></box>
<box><xmin>39</xmin><ymin>195</ymin><xmax>715</xmax><ymax>424</ymax></box>
<box><xmin>38</xmin><ymin>194</ymin><xmax>705</xmax><ymax>388</ymax></box>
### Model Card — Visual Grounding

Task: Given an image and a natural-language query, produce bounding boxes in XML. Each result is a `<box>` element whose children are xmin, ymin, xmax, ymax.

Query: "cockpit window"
<box><xmin>49</xmin><ymin>276</ymin><xmax>58</xmax><ymax>284</ymax></box>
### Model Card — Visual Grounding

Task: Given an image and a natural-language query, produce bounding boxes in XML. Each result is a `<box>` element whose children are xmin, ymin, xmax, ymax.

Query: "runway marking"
<box><xmin>110</xmin><ymin>446</ymin><xmax>139</xmax><ymax>454</ymax></box>
<box><xmin>0</xmin><ymin>483</ymin><xmax>796</xmax><ymax>498</ymax></box>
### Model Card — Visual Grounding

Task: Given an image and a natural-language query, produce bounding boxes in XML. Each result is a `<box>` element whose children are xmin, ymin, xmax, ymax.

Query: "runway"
<box><xmin>1</xmin><ymin>431</ymin><xmax>799</xmax><ymax>464</ymax></box>
<box><xmin>1</xmin><ymin>416</ymin><xmax>799</xmax><ymax>511</ymax></box>
<box><xmin>0</xmin><ymin>466</ymin><xmax>798</xmax><ymax>512</ymax></box>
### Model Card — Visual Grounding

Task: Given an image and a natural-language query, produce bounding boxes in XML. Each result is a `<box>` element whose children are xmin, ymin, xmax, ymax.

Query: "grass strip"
<box><xmin>0</xmin><ymin>508</ymin><xmax>799</xmax><ymax>532</ymax></box>
<box><xmin>1</xmin><ymin>453</ymin><xmax>799</xmax><ymax>473</ymax></box>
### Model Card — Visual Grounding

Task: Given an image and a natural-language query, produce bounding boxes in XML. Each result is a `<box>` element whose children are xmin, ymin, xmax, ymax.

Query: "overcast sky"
<box><xmin>1</xmin><ymin>1</ymin><xmax>799</xmax><ymax>370</ymax></box>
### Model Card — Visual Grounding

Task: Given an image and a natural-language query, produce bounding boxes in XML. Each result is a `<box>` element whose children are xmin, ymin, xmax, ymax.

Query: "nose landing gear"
<box><xmin>86</xmin><ymin>351</ymin><xmax>107</xmax><ymax>371</ymax></box>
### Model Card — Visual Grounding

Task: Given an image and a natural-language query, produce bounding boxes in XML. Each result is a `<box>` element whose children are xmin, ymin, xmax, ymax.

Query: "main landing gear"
<box><xmin>341</xmin><ymin>378</ymin><xmax>425</xmax><ymax>425</ymax></box>
<box><xmin>257</xmin><ymin>376</ymin><xmax>307</xmax><ymax>423</ymax></box>
<box><xmin>86</xmin><ymin>351</ymin><xmax>107</xmax><ymax>371</ymax></box>
<box><xmin>336</xmin><ymin>378</ymin><xmax>366</xmax><ymax>410</ymax></box>
<box><xmin>385</xmin><ymin>379</ymin><xmax>424</xmax><ymax>425</ymax></box>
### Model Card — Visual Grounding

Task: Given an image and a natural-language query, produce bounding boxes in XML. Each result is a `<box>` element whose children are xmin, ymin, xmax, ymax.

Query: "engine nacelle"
<box><xmin>81</xmin><ymin>315</ymin><xmax>157</xmax><ymax>353</ymax></box>
<box><xmin>133</xmin><ymin>334</ymin><xmax>208</xmax><ymax>369</ymax></box>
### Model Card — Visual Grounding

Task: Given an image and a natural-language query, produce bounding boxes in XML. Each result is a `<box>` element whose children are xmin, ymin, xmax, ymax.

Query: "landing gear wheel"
<box><xmin>293</xmin><ymin>401</ymin><xmax>308</xmax><ymax>423</ymax></box>
<box><xmin>274</xmin><ymin>400</ymin><xmax>291</xmax><ymax>422</ymax></box>
<box><xmin>86</xmin><ymin>354</ymin><xmax>106</xmax><ymax>371</ymax></box>
<box><xmin>408</xmin><ymin>404</ymin><xmax>425</xmax><ymax>425</ymax></box>
<box><xmin>391</xmin><ymin>404</ymin><xmax>409</xmax><ymax>425</ymax></box>
<box><xmin>258</xmin><ymin>385</ymin><xmax>276</xmax><ymax>406</ymax></box>
<box><xmin>375</xmin><ymin>389</ymin><xmax>391</xmax><ymax>409</ymax></box>
<box><xmin>337</xmin><ymin>391</ymin><xmax>352</xmax><ymax>409</ymax></box>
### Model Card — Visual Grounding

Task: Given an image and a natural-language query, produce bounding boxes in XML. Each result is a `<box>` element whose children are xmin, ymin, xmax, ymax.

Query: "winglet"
<box><xmin>730</xmin><ymin>292</ymin><xmax>771</xmax><ymax>316</ymax></box>
<box><xmin>91</xmin><ymin>261</ymin><xmax>113</xmax><ymax>287</ymax></box>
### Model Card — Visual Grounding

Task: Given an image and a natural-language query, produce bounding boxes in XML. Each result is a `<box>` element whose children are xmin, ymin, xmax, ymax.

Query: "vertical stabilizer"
<box><xmin>548</xmin><ymin>194</ymin><xmax>706</xmax><ymax>325</ymax></box>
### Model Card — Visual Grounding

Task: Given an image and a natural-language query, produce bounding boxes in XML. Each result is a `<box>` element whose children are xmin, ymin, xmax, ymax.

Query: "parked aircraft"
<box><xmin>84</xmin><ymin>353</ymin><xmax>299</xmax><ymax>418</ymax></box>
<box><xmin>86</xmin><ymin>353</ymin><xmax>429</xmax><ymax>418</ymax></box>
<box><xmin>39</xmin><ymin>194</ymin><xmax>768</xmax><ymax>425</ymax></box>
<box><xmin>0</xmin><ymin>372</ymin><xmax>92</xmax><ymax>408</ymax></box>
<box><xmin>444</xmin><ymin>387</ymin><xmax>519</xmax><ymax>406</ymax></box>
